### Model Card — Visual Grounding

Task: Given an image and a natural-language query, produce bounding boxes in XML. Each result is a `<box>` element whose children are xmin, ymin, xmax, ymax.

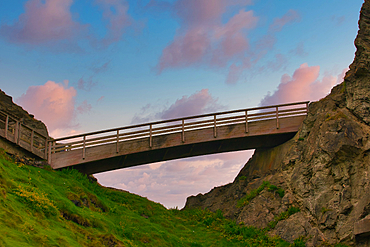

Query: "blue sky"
<box><xmin>0</xmin><ymin>0</ymin><xmax>363</xmax><ymax>208</ymax></box>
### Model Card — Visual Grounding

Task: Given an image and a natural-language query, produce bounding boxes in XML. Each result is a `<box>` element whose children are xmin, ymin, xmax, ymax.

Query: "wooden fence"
<box><xmin>0</xmin><ymin>110</ymin><xmax>48</xmax><ymax>159</ymax></box>
<box><xmin>48</xmin><ymin>101</ymin><xmax>309</xmax><ymax>164</ymax></box>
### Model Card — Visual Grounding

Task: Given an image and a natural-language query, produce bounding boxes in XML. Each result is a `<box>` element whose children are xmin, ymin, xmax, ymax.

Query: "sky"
<box><xmin>0</xmin><ymin>0</ymin><xmax>364</xmax><ymax>208</ymax></box>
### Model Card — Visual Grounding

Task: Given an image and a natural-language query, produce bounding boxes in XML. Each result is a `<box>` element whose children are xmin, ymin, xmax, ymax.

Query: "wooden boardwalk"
<box><xmin>0</xmin><ymin>102</ymin><xmax>309</xmax><ymax>174</ymax></box>
<box><xmin>48</xmin><ymin>101</ymin><xmax>309</xmax><ymax>174</ymax></box>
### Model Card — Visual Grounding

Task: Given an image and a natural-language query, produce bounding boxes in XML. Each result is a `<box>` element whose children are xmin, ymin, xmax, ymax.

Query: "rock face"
<box><xmin>0</xmin><ymin>89</ymin><xmax>48</xmax><ymax>137</ymax></box>
<box><xmin>185</xmin><ymin>1</ymin><xmax>370</xmax><ymax>246</ymax></box>
<box><xmin>0</xmin><ymin>89</ymin><xmax>49</xmax><ymax>158</ymax></box>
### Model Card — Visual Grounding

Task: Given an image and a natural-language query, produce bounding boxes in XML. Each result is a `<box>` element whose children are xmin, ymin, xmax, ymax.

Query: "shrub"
<box><xmin>237</xmin><ymin>181</ymin><xmax>286</xmax><ymax>207</ymax></box>
<box><xmin>14</xmin><ymin>185</ymin><xmax>58</xmax><ymax>216</ymax></box>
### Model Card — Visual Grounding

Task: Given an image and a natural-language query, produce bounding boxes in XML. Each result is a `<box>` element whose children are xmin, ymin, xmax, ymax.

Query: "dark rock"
<box><xmin>354</xmin><ymin>215</ymin><xmax>370</xmax><ymax>237</ymax></box>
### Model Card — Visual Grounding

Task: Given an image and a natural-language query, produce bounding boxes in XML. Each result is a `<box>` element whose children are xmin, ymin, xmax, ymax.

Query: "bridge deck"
<box><xmin>0</xmin><ymin>102</ymin><xmax>308</xmax><ymax>174</ymax></box>
<box><xmin>49</xmin><ymin>102</ymin><xmax>309</xmax><ymax>174</ymax></box>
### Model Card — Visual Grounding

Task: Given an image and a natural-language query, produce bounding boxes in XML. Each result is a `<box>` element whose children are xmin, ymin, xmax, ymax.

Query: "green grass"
<box><xmin>265</xmin><ymin>207</ymin><xmax>301</xmax><ymax>230</ymax></box>
<box><xmin>237</xmin><ymin>181</ymin><xmax>285</xmax><ymax>208</ymax></box>
<box><xmin>0</xmin><ymin>149</ymin><xmax>304</xmax><ymax>246</ymax></box>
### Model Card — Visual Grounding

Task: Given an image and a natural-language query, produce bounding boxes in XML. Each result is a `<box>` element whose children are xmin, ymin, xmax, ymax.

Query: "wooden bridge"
<box><xmin>0</xmin><ymin>102</ymin><xmax>309</xmax><ymax>175</ymax></box>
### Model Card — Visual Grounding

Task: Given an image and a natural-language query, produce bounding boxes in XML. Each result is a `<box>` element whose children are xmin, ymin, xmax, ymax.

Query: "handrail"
<box><xmin>52</xmin><ymin>101</ymin><xmax>309</xmax><ymax>142</ymax></box>
<box><xmin>0</xmin><ymin>110</ymin><xmax>49</xmax><ymax>159</ymax></box>
<box><xmin>48</xmin><ymin>101</ymin><xmax>309</xmax><ymax>162</ymax></box>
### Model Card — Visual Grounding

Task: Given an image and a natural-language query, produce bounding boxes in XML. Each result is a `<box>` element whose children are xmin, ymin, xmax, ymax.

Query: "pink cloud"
<box><xmin>17</xmin><ymin>81</ymin><xmax>77</xmax><ymax>132</ymax></box>
<box><xmin>157</xmin><ymin>28</ymin><xmax>211</xmax><ymax>70</ymax></box>
<box><xmin>97</xmin><ymin>96</ymin><xmax>105</xmax><ymax>103</ymax></box>
<box><xmin>260</xmin><ymin>63</ymin><xmax>347</xmax><ymax>106</ymax></box>
<box><xmin>95</xmin><ymin>150</ymin><xmax>254</xmax><ymax>208</ymax></box>
<box><xmin>290</xmin><ymin>42</ymin><xmax>308</xmax><ymax>57</ymax></box>
<box><xmin>159</xmin><ymin>89</ymin><xmax>224</xmax><ymax>119</ymax></box>
<box><xmin>263</xmin><ymin>53</ymin><xmax>288</xmax><ymax>72</ymax></box>
<box><xmin>94</xmin><ymin>0</ymin><xmax>134</xmax><ymax>47</ymax></box>
<box><xmin>0</xmin><ymin>0</ymin><xmax>138</xmax><ymax>51</ymax></box>
<box><xmin>226</xmin><ymin>63</ymin><xmax>244</xmax><ymax>85</ymax></box>
<box><xmin>131</xmin><ymin>89</ymin><xmax>225</xmax><ymax>123</ymax></box>
<box><xmin>77</xmin><ymin>100</ymin><xmax>92</xmax><ymax>114</ymax></box>
<box><xmin>17</xmin><ymin>80</ymin><xmax>93</xmax><ymax>137</ymax></box>
<box><xmin>91</xmin><ymin>61</ymin><xmax>110</xmax><ymax>74</ymax></box>
<box><xmin>0</xmin><ymin>0</ymin><xmax>87</xmax><ymax>45</ymax></box>
<box><xmin>269</xmin><ymin>9</ymin><xmax>301</xmax><ymax>32</ymax></box>
<box><xmin>172</xmin><ymin>0</ymin><xmax>252</xmax><ymax>27</ymax></box>
<box><xmin>155</xmin><ymin>1</ymin><xmax>257</xmax><ymax>73</ymax></box>
<box><xmin>154</xmin><ymin>3</ymin><xmax>301</xmax><ymax>85</ymax></box>
<box><xmin>77</xmin><ymin>77</ymin><xmax>96</xmax><ymax>91</ymax></box>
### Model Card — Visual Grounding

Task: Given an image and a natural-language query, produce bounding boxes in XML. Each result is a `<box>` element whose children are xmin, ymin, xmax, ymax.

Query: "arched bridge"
<box><xmin>0</xmin><ymin>102</ymin><xmax>309</xmax><ymax>175</ymax></box>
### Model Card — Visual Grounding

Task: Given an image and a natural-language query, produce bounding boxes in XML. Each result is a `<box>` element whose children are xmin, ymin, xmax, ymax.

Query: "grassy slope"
<box><xmin>0</xmin><ymin>149</ymin><xmax>300</xmax><ymax>247</ymax></box>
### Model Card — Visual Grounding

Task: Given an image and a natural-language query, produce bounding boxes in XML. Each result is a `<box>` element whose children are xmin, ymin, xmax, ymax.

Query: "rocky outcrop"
<box><xmin>0</xmin><ymin>89</ymin><xmax>48</xmax><ymax>137</ymax></box>
<box><xmin>185</xmin><ymin>1</ymin><xmax>370</xmax><ymax>246</ymax></box>
<box><xmin>0</xmin><ymin>90</ymin><xmax>49</xmax><ymax>157</ymax></box>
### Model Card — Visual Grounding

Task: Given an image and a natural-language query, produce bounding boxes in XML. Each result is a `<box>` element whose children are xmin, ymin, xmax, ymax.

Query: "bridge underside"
<box><xmin>51</xmin><ymin>115</ymin><xmax>305</xmax><ymax>174</ymax></box>
<box><xmin>69</xmin><ymin>132</ymin><xmax>296</xmax><ymax>175</ymax></box>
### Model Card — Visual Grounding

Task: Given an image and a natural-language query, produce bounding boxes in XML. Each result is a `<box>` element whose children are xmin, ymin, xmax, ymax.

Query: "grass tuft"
<box><xmin>237</xmin><ymin>181</ymin><xmax>285</xmax><ymax>207</ymax></box>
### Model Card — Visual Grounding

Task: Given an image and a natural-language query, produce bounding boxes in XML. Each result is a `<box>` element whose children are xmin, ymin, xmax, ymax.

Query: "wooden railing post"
<box><xmin>149</xmin><ymin>124</ymin><xmax>153</xmax><ymax>148</ymax></box>
<box><xmin>213</xmin><ymin>115</ymin><xmax>217</xmax><ymax>138</ymax></box>
<box><xmin>276</xmin><ymin>106</ymin><xmax>279</xmax><ymax>129</ymax></box>
<box><xmin>44</xmin><ymin>138</ymin><xmax>48</xmax><ymax>159</ymax></box>
<box><xmin>82</xmin><ymin>136</ymin><xmax>86</xmax><ymax>159</ymax></box>
<box><xmin>306</xmin><ymin>102</ymin><xmax>309</xmax><ymax>113</ymax></box>
<box><xmin>48</xmin><ymin>141</ymin><xmax>52</xmax><ymax>164</ymax></box>
<box><xmin>4</xmin><ymin>115</ymin><xmax>8</xmax><ymax>139</ymax></box>
<box><xmin>14</xmin><ymin>121</ymin><xmax>19</xmax><ymax>144</ymax></box>
<box><xmin>245</xmin><ymin>110</ymin><xmax>248</xmax><ymax>133</ymax></box>
<box><xmin>182</xmin><ymin>119</ymin><xmax>185</xmax><ymax>143</ymax></box>
<box><xmin>30</xmin><ymin>130</ymin><xmax>34</xmax><ymax>152</ymax></box>
<box><xmin>116</xmin><ymin>130</ymin><xmax>119</xmax><ymax>153</ymax></box>
<box><xmin>17</xmin><ymin>122</ymin><xmax>21</xmax><ymax>144</ymax></box>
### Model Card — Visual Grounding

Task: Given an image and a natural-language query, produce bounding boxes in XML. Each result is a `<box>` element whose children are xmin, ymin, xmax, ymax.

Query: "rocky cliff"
<box><xmin>0</xmin><ymin>90</ymin><xmax>48</xmax><ymax>137</ymax></box>
<box><xmin>185</xmin><ymin>1</ymin><xmax>370</xmax><ymax>246</ymax></box>
<box><xmin>0</xmin><ymin>89</ymin><xmax>49</xmax><ymax>158</ymax></box>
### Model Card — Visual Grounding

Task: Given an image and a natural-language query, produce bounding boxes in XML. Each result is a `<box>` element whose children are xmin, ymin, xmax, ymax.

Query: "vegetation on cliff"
<box><xmin>0</xmin><ymin>149</ymin><xmax>310</xmax><ymax>247</ymax></box>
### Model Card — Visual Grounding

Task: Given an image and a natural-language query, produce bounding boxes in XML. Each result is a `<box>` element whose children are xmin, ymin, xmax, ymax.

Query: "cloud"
<box><xmin>264</xmin><ymin>53</ymin><xmax>288</xmax><ymax>72</ymax></box>
<box><xmin>172</xmin><ymin>0</ymin><xmax>253</xmax><ymax>27</ymax></box>
<box><xmin>0</xmin><ymin>0</ymin><xmax>87</xmax><ymax>47</ymax></box>
<box><xmin>77</xmin><ymin>77</ymin><xmax>96</xmax><ymax>91</ymax></box>
<box><xmin>0</xmin><ymin>0</ymin><xmax>138</xmax><ymax>51</ymax></box>
<box><xmin>331</xmin><ymin>15</ymin><xmax>346</xmax><ymax>26</ymax></box>
<box><xmin>77</xmin><ymin>100</ymin><xmax>92</xmax><ymax>114</ymax></box>
<box><xmin>159</xmin><ymin>89</ymin><xmax>224</xmax><ymax>119</ymax></box>
<box><xmin>91</xmin><ymin>61</ymin><xmax>110</xmax><ymax>74</ymax></box>
<box><xmin>290</xmin><ymin>42</ymin><xmax>308</xmax><ymax>57</ymax></box>
<box><xmin>95</xmin><ymin>150</ymin><xmax>254</xmax><ymax>208</ymax></box>
<box><xmin>269</xmin><ymin>9</ymin><xmax>301</xmax><ymax>32</ymax></box>
<box><xmin>17</xmin><ymin>80</ymin><xmax>92</xmax><ymax>137</ymax></box>
<box><xmin>152</xmin><ymin>3</ymin><xmax>301</xmax><ymax>84</ymax></box>
<box><xmin>17</xmin><ymin>80</ymin><xmax>76</xmax><ymax>131</ymax></box>
<box><xmin>154</xmin><ymin>1</ymin><xmax>257</xmax><ymax>74</ymax></box>
<box><xmin>131</xmin><ymin>89</ymin><xmax>225</xmax><ymax>123</ymax></box>
<box><xmin>97</xmin><ymin>96</ymin><xmax>105</xmax><ymax>103</ymax></box>
<box><xmin>94</xmin><ymin>0</ymin><xmax>135</xmax><ymax>47</ymax></box>
<box><xmin>259</xmin><ymin>63</ymin><xmax>347</xmax><ymax>106</ymax></box>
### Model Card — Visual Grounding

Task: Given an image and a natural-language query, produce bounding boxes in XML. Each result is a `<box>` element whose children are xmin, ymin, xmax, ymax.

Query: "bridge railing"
<box><xmin>0</xmin><ymin>110</ymin><xmax>49</xmax><ymax>159</ymax></box>
<box><xmin>48</xmin><ymin>101</ymin><xmax>309</xmax><ymax>163</ymax></box>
